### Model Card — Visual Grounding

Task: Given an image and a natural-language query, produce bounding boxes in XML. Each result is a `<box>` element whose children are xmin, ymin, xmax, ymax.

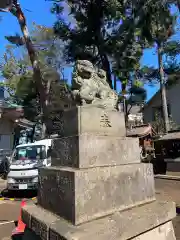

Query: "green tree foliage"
<box><xmin>0</xmin><ymin>23</ymin><xmax>72</xmax><ymax>123</ymax></box>
<box><xmin>140</xmin><ymin>58</ymin><xmax>180</xmax><ymax>86</ymax></box>
<box><xmin>50</xmin><ymin>0</ymin><xmax>175</xmax><ymax>91</ymax></box>
<box><xmin>50</xmin><ymin>0</ymin><xmax>149</xmax><ymax>89</ymax></box>
<box><xmin>0</xmin><ymin>46</ymin><xmax>31</xmax><ymax>96</ymax></box>
<box><xmin>137</xmin><ymin>9</ymin><xmax>180</xmax><ymax>87</ymax></box>
<box><xmin>51</xmin><ymin>0</ymin><xmax>127</xmax><ymax>88</ymax></box>
<box><xmin>136</xmin><ymin>0</ymin><xmax>178</xmax><ymax>83</ymax></box>
<box><xmin>50</xmin><ymin>0</ymin><xmax>178</xmax><ymax>131</ymax></box>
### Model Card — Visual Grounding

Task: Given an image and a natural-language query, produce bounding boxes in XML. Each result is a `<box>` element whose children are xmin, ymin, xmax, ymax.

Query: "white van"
<box><xmin>7</xmin><ymin>139</ymin><xmax>52</xmax><ymax>191</ymax></box>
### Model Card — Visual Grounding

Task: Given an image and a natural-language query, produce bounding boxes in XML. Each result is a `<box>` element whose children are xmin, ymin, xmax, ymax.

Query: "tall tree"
<box><xmin>51</xmin><ymin>0</ymin><xmax>128</xmax><ymax>88</ymax></box>
<box><xmin>134</xmin><ymin>1</ymin><xmax>176</xmax><ymax>133</ymax></box>
<box><xmin>0</xmin><ymin>1</ymin><xmax>51</xmax><ymax>138</ymax></box>
<box><xmin>139</xmin><ymin>44</ymin><xmax>179</xmax><ymax>134</ymax></box>
<box><xmin>50</xmin><ymin>0</ymin><xmax>177</xmax><ymax>130</ymax></box>
<box><xmin>0</xmin><ymin>22</ymin><xmax>72</xmax><ymax>128</ymax></box>
<box><xmin>51</xmin><ymin>0</ymin><xmax>175</xmax><ymax>89</ymax></box>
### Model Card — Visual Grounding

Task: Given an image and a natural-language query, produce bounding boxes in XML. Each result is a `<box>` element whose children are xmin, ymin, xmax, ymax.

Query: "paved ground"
<box><xmin>155</xmin><ymin>177</ymin><xmax>180</xmax><ymax>204</ymax></box>
<box><xmin>0</xmin><ymin>201</ymin><xmax>20</xmax><ymax>240</ymax></box>
<box><xmin>0</xmin><ymin>180</ymin><xmax>18</xmax><ymax>240</ymax></box>
<box><xmin>155</xmin><ymin>177</ymin><xmax>180</xmax><ymax>240</ymax></box>
<box><xmin>0</xmin><ymin>179</ymin><xmax>36</xmax><ymax>240</ymax></box>
<box><xmin>1</xmin><ymin>176</ymin><xmax>180</xmax><ymax>239</ymax></box>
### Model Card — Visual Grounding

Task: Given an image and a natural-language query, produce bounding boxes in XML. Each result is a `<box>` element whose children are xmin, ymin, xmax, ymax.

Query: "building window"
<box><xmin>153</xmin><ymin>104</ymin><xmax>171</xmax><ymax>121</ymax></box>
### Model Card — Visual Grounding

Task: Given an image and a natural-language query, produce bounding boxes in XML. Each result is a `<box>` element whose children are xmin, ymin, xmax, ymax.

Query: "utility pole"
<box><xmin>157</xmin><ymin>43</ymin><xmax>169</xmax><ymax>133</ymax></box>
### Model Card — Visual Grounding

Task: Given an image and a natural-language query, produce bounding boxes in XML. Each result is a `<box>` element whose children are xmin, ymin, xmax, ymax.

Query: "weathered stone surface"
<box><xmin>51</xmin><ymin>135</ymin><xmax>140</xmax><ymax>168</ymax></box>
<box><xmin>132</xmin><ymin>221</ymin><xmax>176</xmax><ymax>240</ymax></box>
<box><xmin>22</xmin><ymin>203</ymin><xmax>58</xmax><ymax>240</ymax></box>
<box><xmin>22</xmin><ymin>201</ymin><xmax>176</xmax><ymax>240</ymax></box>
<box><xmin>38</xmin><ymin>163</ymin><xmax>155</xmax><ymax>225</ymax></box>
<box><xmin>55</xmin><ymin>106</ymin><xmax>126</xmax><ymax>137</ymax></box>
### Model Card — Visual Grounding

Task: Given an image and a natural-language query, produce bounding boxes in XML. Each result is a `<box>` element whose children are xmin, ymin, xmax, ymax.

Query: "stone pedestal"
<box><xmin>22</xmin><ymin>107</ymin><xmax>176</xmax><ymax>240</ymax></box>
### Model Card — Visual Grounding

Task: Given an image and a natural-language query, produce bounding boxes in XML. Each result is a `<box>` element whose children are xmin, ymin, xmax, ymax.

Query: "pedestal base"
<box><xmin>22</xmin><ymin>201</ymin><xmax>176</xmax><ymax>240</ymax></box>
<box><xmin>38</xmin><ymin>163</ymin><xmax>155</xmax><ymax>225</ymax></box>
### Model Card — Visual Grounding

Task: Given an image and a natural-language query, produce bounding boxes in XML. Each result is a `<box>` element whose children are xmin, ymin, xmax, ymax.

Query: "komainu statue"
<box><xmin>71</xmin><ymin>60</ymin><xmax>118</xmax><ymax>110</ymax></box>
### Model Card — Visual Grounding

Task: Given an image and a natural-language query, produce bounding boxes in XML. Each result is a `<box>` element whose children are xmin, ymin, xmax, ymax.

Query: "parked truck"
<box><xmin>7</xmin><ymin>139</ymin><xmax>52</xmax><ymax>191</ymax></box>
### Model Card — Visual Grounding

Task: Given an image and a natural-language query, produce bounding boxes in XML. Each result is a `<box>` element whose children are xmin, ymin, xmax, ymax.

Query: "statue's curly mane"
<box><xmin>72</xmin><ymin>60</ymin><xmax>118</xmax><ymax>109</ymax></box>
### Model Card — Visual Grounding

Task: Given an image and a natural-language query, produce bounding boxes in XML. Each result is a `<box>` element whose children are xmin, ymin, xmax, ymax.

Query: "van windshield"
<box><xmin>12</xmin><ymin>145</ymin><xmax>46</xmax><ymax>161</ymax></box>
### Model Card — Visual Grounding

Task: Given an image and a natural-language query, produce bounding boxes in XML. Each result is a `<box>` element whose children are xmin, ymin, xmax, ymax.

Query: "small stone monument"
<box><xmin>22</xmin><ymin>60</ymin><xmax>176</xmax><ymax>240</ymax></box>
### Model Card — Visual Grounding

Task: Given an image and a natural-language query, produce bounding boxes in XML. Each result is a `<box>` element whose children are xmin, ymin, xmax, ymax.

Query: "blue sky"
<box><xmin>0</xmin><ymin>0</ymin><xmax>167</xmax><ymax>101</ymax></box>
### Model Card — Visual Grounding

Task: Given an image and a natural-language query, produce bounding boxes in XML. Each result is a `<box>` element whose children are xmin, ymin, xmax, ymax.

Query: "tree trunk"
<box><xmin>92</xmin><ymin>0</ymin><xmax>113</xmax><ymax>89</ymax></box>
<box><xmin>123</xmin><ymin>98</ymin><xmax>128</xmax><ymax>129</ymax></box>
<box><xmin>11</xmin><ymin>2</ymin><xmax>48</xmax><ymax>138</ymax></box>
<box><xmin>100</xmin><ymin>53</ymin><xmax>113</xmax><ymax>89</ymax></box>
<box><xmin>157</xmin><ymin>43</ymin><xmax>169</xmax><ymax>133</ymax></box>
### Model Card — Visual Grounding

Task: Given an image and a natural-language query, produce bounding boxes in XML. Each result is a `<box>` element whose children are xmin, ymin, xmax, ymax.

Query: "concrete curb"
<box><xmin>155</xmin><ymin>174</ymin><xmax>180</xmax><ymax>181</ymax></box>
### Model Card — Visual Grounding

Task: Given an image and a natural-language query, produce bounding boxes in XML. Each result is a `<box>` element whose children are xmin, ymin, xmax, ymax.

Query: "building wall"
<box><xmin>168</xmin><ymin>81</ymin><xmax>180</xmax><ymax>125</ymax></box>
<box><xmin>143</xmin><ymin>81</ymin><xmax>180</xmax><ymax>126</ymax></box>
<box><xmin>0</xmin><ymin>87</ymin><xmax>16</xmax><ymax>149</ymax></box>
<box><xmin>0</xmin><ymin>118</ymin><xmax>14</xmax><ymax>150</ymax></box>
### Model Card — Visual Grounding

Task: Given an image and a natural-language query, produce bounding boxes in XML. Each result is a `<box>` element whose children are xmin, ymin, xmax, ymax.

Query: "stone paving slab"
<box><xmin>155</xmin><ymin>177</ymin><xmax>180</xmax><ymax>208</ymax></box>
<box><xmin>0</xmin><ymin>223</ymin><xmax>14</xmax><ymax>240</ymax></box>
<box><xmin>0</xmin><ymin>201</ymin><xmax>20</xmax><ymax>240</ymax></box>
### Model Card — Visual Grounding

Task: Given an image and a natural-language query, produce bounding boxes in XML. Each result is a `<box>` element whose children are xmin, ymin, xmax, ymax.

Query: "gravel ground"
<box><xmin>0</xmin><ymin>178</ymin><xmax>36</xmax><ymax>240</ymax></box>
<box><xmin>155</xmin><ymin>178</ymin><xmax>180</xmax><ymax>240</ymax></box>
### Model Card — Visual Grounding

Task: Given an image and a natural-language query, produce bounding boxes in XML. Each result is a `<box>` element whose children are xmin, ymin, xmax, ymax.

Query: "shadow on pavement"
<box><xmin>12</xmin><ymin>228</ymin><xmax>41</xmax><ymax>240</ymax></box>
<box><xmin>176</xmin><ymin>207</ymin><xmax>180</xmax><ymax>215</ymax></box>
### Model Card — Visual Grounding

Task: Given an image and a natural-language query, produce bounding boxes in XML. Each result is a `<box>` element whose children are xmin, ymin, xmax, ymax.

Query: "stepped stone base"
<box><xmin>23</xmin><ymin>104</ymin><xmax>177</xmax><ymax>239</ymax></box>
<box><xmin>51</xmin><ymin>136</ymin><xmax>140</xmax><ymax>168</ymax></box>
<box><xmin>38</xmin><ymin>163</ymin><xmax>155</xmax><ymax>225</ymax></box>
<box><xmin>22</xmin><ymin>201</ymin><xmax>176</xmax><ymax>240</ymax></box>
